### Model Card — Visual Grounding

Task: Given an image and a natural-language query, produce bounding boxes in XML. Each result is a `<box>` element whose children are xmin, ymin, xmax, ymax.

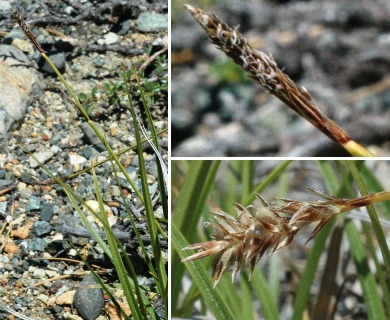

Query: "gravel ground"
<box><xmin>0</xmin><ymin>0</ymin><xmax>167</xmax><ymax>319</ymax></box>
<box><xmin>172</xmin><ymin>0</ymin><xmax>390</xmax><ymax>156</ymax></box>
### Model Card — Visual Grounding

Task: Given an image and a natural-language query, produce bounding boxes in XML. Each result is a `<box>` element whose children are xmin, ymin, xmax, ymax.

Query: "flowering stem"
<box><xmin>185</xmin><ymin>5</ymin><xmax>374</xmax><ymax>157</ymax></box>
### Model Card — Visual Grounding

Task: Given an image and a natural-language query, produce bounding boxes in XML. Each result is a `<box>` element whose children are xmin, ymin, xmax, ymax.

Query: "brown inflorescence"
<box><xmin>182</xmin><ymin>190</ymin><xmax>341</xmax><ymax>287</ymax></box>
<box><xmin>11</xmin><ymin>7</ymin><xmax>44</xmax><ymax>53</ymax></box>
<box><xmin>185</xmin><ymin>5</ymin><xmax>352</xmax><ymax>147</ymax></box>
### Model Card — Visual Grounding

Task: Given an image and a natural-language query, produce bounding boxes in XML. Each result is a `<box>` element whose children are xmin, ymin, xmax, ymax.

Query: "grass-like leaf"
<box><xmin>172</xmin><ymin>223</ymin><xmax>235</xmax><ymax>319</ymax></box>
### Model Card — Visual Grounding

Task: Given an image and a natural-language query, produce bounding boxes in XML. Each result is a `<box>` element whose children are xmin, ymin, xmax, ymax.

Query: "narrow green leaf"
<box><xmin>172</xmin><ymin>223</ymin><xmax>235</xmax><ymax>320</ymax></box>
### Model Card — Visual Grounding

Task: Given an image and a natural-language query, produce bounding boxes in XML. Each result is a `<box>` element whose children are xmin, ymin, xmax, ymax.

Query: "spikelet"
<box><xmin>11</xmin><ymin>7</ymin><xmax>43</xmax><ymax>53</ymax></box>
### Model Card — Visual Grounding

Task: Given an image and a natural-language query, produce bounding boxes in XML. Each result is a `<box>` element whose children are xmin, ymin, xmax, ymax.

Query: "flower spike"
<box><xmin>182</xmin><ymin>188</ymin><xmax>390</xmax><ymax>286</ymax></box>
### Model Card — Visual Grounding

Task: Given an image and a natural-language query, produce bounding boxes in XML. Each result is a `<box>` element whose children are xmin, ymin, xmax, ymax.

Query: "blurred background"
<box><xmin>172</xmin><ymin>0</ymin><xmax>390</xmax><ymax>156</ymax></box>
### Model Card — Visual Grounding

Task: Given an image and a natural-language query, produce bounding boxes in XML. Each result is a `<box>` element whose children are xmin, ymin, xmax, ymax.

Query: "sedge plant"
<box><xmin>172</xmin><ymin>160</ymin><xmax>390</xmax><ymax>319</ymax></box>
<box><xmin>185</xmin><ymin>5</ymin><xmax>374</xmax><ymax>157</ymax></box>
<box><xmin>7</xmin><ymin>7</ymin><xmax>168</xmax><ymax>319</ymax></box>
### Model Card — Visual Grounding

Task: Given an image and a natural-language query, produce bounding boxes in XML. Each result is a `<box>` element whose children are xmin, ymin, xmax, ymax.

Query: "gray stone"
<box><xmin>103</xmin><ymin>185</ymin><xmax>121</xmax><ymax>201</ymax></box>
<box><xmin>0</xmin><ymin>2</ymin><xmax>11</xmax><ymax>12</ymax></box>
<box><xmin>0</xmin><ymin>45</ymin><xmax>43</xmax><ymax>146</ymax></box>
<box><xmin>28</xmin><ymin>238</ymin><xmax>48</xmax><ymax>252</ymax></box>
<box><xmin>2</xmin><ymin>30</ymin><xmax>25</xmax><ymax>45</ymax></box>
<box><xmin>64</xmin><ymin>6</ymin><xmax>76</xmax><ymax>15</ymax></box>
<box><xmin>40</xmin><ymin>203</ymin><xmax>54</xmax><ymax>222</ymax></box>
<box><xmin>136</xmin><ymin>13</ymin><xmax>167</xmax><ymax>32</ymax></box>
<box><xmin>19</xmin><ymin>187</ymin><xmax>33</xmax><ymax>200</ymax></box>
<box><xmin>81</xmin><ymin>122</ymin><xmax>111</xmax><ymax>152</ymax></box>
<box><xmin>26</xmin><ymin>196</ymin><xmax>41</xmax><ymax>211</ymax></box>
<box><xmin>0</xmin><ymin>179</ymin><xmax>13</xmax><ymax>189</ymax></box>
<box><xmin>29</xmin><ymin>151</ymin><xmax>54</xmax><ymax>168</ymax></box>
<box><xmin>92</xmin><ymin>56</ymin><xmax>104</xmax><ymax>67</ymax></box>
<box><xmin>118</xmin><ymin>20</ymin><xmax>131</xmax><ymax>35</ymax></box>
<box><xmin>40</xmin><ymin>52</ymin><xmax>66</xmax><ymax>74</ymax></box>
<box><xmin>0</xmin><ymin>202</ymin><xmax>7</xmax><ymax>214</ymax></box>
<box><xmin>33</xmin><ymin>221</ymin><xmax>52</xmax><ymax>237</ymax></box>
<box><xmin>32</xmin><ymin>268</ymin><xmax>46</xmax><ymax>279</ymax></box>
<box><xmin>74</xmin><ymin>274</ymin><xmax>104</xmax><ymax>320</ymax></box>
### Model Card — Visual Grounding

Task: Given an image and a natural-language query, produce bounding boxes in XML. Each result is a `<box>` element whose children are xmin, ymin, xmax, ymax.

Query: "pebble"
<box><xmin>33</xmin><ymin>221</ymin><xmax>52</xmax><ymax>237</ymax></box>
<box><xmin>40</xmin><ymin>52</ymin><xmax>67</xmax><ymax>74</ymax></box>
<box><xmin>81</xmin><ymin>122</ymin><xmax>110</xmax><ymax>152</ymax></box>
<box><xmin>97</xmin><ymin>32</ymin><xmax>119</xmax><ymax>45</ymax></box>
<box><xmin>19</xmin><ymin>186</ymin><xmax>33</xmax><ymax>199</ymax></box>
<box><xmin>0</xmin><ymin>202</ymin><xmax>6</xmax><ymax>214</ymax></box>
<box><xmin>29</xmin><ymin>151</ymin><xmax>54</xmax><ymax>168</ymax></box>
<box><xmin>25</xmin><ymin>196</ymin><xmax>41</xmax><ymax>211</ymax></box>
<box><xmin>136</xmin><ymin>13</ymin><xmax>168</xmax><ymax>32</ymax></box>
<box><xmin>11</xmin><ymin>38</ymin><xmax>35</xmax><ymax>55</ymax></box>
<box><xmin>74</xmin><ymin>274</ymin><xmax>104</xmax><ymax>320</ymax></box>
<box><xmin>68</xmin><ymin>153</ymin><xmax>88</xmax><ymax>171</ymax></box>
<box><xmin>118</xmin><ymin>20</ymin><xmax>131</xmax><ymax>35</ymax></box>
<box><xmin>2</xmin><ymin>29</ymin><xmax>24</xmax><ymax>44</ymax></box>
<box><xmin>28</xmin><ymin>238</ymin><xmax>49</xmax><ymax>252</ymax></box>
<box><xmin>32</xmin><ymin>268</ymin><xmax>46</xmax><ymax>279</ymax></box>
<box><xmin>56</xmin><ymin>290</ymin><xmax>75</xmax><ymax>305</ymax></box>
<box><xmin>40</xmin><ymin>203</ymin><xmax>54</xmax><ymax>221</ymax></box>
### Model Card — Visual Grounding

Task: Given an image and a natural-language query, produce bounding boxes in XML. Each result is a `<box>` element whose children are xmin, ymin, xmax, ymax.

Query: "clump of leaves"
<box><xmin>79</xmin><ymin>45</ymin><xmax>167</xmax><ymax>116</ymax></box>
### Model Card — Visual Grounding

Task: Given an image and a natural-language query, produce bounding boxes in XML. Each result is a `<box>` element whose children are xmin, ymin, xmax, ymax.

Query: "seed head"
<box><xmin>182</xmin><ymin>190</ymin><xmax>341</xmax><ymax>287</ymax></box>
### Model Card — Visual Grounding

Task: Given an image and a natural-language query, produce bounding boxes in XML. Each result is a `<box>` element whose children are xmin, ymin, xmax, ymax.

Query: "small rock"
<box><xmin>11</xmin><ymin>38</ymin><xmax>35</xmax><ymax>55</ymax></box>
<box><xmin>28</xmin><ymin>238</ymin><xmax>49</xmax><ymax>252</ymax></box>
<box><xmin>30</xmin><ymin>151</ymin><xmax>54</xmax><ymax>168</ymax></box>
<box><xmin>19</xmin><ymin>186</ymin><xmax>33</xmax><ymax>200</ymax></box>
<box><xmin>68</xmin><ymin>153</ymin><xmax>88</xmax><ymax>171</ymax></box>
<box><xmin>64</xmin><ymin>6</ymin><xmax>76</xmax><ymax>15</ymax></box>
<box><xmin>103</xmin><ymin>185</ymin><xmax>121</xmax><ymax>201</ymax></box>
<box><xmin>3</xmin><ymin>243</ymin><xmax>20</xmax><ymax>254</ymax></box>
<box><xmin>136</xmin><ymin>13</ymin><xmax>167</xmax><ymax>32</ymax></box>
<box><xmin>40</xmin><ymin>203</ymin><xmax>54</xmax><ymax>222</ymax></box>
<box><xmin>33</xmin><ymin>221</ymin><xmax>52</xmax><ymax>237</ymax></box>
<box><xmin>11</xmin><ymin>224</ymin><xmax>32</xmax><ymax>239</ymax></box>
<box><xmin>40</xmin><ymin>52</ymin><xmax>66</xmax><ymax>75</ymax></box>
<box><xmin>93</xmin><ymin>56</ymin><xmax>104</xmax><ymax>67</ymax></box>
<box><xmin>0</xmin><ymin>202</ymin><xmax>7</xmax><ymax>214</ymax></box>
<box><xmin>74</xmin><ymin>274</ymin><xmax>104</xmax><ymax>320</ymax></box>
<box><xmin>2</xmin><ymin>29</ymin><xmax>24</xmax><ymax>44</ymax></box>
<box><xmin>0</xmin><ymin>179</ymin><xmax>13</xmax><ymax>189</ymax></box>
<box><xmin>118</xmin><ymin>20</ymin><xmax>131</xmax><ymax>35</ymax></box>
<box><xmin>97</xmin><ymin>32</ymin><xmax>119</xmax><ymax>45</ymax></box>
<box><xmin>32</xmin><ymin>268</ymin><xmax>46</xmax><ymax>279</ymax></box>
<box><xmin>56</xmin><ymin>290</ymin><xmax>76</xmax><ymax>305</ymax></box>
<box><xmin>0</xmin><ymin>45</ymin><xmax>43</xmax><ymax>142</ymax></box>
<box><xmin>81</xmin><ymin>122</ymin><xmax>111</xmax><ymax>152</ymax></box>
<box><xmin>26</xmin><ymin>196</ymin><xmax>41</xmax><ymax>211</ymax></box>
